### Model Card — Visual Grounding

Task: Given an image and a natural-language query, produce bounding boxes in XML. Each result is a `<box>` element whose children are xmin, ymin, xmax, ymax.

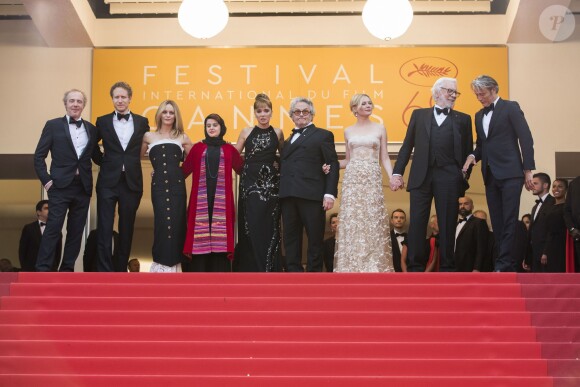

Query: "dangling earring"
<box><xmin>354</xmin><ymin>112</ymin><xmax>358</xmax><ymax>117</ymax></box>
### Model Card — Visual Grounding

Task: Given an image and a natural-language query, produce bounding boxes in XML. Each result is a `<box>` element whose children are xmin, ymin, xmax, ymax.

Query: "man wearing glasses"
<box><xmin>463</xmin><ymin>75</ymin><xmax>535</xmax><ymax>272</ymax></box>
<box><xmin>392</xmin><ymin>77</ymin><xmax>473</xmax><ymax>272</ymax></box>
<box><xmin>279</xmin><ymin>97</ymin><xmax>339</xmax><ymax>272</ymax></box>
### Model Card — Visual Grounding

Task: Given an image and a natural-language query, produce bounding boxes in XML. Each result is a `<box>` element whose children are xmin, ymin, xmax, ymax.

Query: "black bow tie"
<box><xmin>117</xmin><ymin>113</ymin><xmax>130</xmax><ymax>121</ymax></box>
<box><xmin>395</xmin><ymin>232</ymin><xmax>407</xmax><ymax>238</ymax></box>
<box><xmin>39</xmin><ymin>222</ymin><xmax>46</xmax><ymax>227</ymax></box>
<box><xmin>69</xmin><ymin>118</ymin><xmax>82</xmax><ymax>128</ymax></box>
<box><xmin>435</xmin><ymin>107</ymin><xmax>450</xmax><ymax>116</ymax></box>
<box><xmin>457</xmin><ymin>218</ymin><xmax>467</xmax><ymax>224</ymax></box>
<box><xmin>536</xmin><ymin>198</ymin><xmax>543</xmax><ymax>204</ymax></box>
<box><xmin>292</xmin><ymin>127</ymin><xmax>306</xmax><ymax>135</ymax></box>
<box><xmin>483</xmin><ymin>104</ymin><xmax>495</xmax><ymax>115</ymax></box>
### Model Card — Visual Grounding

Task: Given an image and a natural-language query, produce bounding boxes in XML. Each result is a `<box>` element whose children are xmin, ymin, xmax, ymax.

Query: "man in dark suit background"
<box><xmin>564</xmin><ymin>175</ymin><xmax>580</xmax><ymax>272</ymax></box>
<box><xmin>33</xmin><ymin>89</ymin><xmax>97</xmax><ymax>272</ymax></box>
<box><xmin>463</xmin><ymin>75</ymin><xmax>535</xmax><ymax>272</ymax></box>
<box><xmin>93</xmin><ymin>82</ymin><xmax>150</xmax><ymax>272</ymax></box>
<box><xmin>83</xmin><ymin>228</ymin><xmax>120</xmax><ymax>272</ymax></box>
<box><xmin>389</xmin><ymin>209</ymin><xmax>408</xmax><ymax>272</ymax></box>
<box><xmin>454</xmin><ymin>197</ymin><xmax>489</xmax><ymax>272</ymax></box>
<box><xmin>525</xmin><ymin>173</ymin><xmax>554</xmax><ymax>272</ymax></box>
<box><xmin>392</xmin><ymin>77</ymin><xmax>473</xmax><ymax>272</ymax></box>
<box><xmin>322</xmin><ymin>213</ymin><xmax>338</xmax><ymax>272</ymax></box>
<box><xmin>19</xmin><ymin>200</ymin><xmax>62</xmax><ymax>271</ymax></box>
<box><xmin>279</xmin><ymin>97</ymin><xmax>339</xmax><ymax>272</ymax></box>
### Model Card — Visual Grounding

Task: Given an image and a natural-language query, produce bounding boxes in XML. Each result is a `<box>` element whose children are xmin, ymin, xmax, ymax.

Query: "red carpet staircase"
<box><xmin>0</xmin><ymin>272</ymin><xmax>579</xmax><ymax>386</ymax></box>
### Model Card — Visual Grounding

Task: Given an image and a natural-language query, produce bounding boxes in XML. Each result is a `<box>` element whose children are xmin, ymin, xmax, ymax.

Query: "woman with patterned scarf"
<box><xmin>182</xmin><ymin>113</ymin><xmax>243</xmax><ymax>272</ymax></box>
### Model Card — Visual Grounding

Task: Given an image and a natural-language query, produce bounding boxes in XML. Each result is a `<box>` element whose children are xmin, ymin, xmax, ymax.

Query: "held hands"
<box><xmin>323</xmin><ymin>197</ymin><xmax>334</xmax><ymax>211</ymax></box>
<box><xmin>390</xmin><ymin>175</ymin><xmax>404</xmax><ymax>191</ymax></box>
<box><xmin>462</xmin><ymin>155</ymin><xmax>476</xmax><ymax>173</ymax></box>
<box><xmin>541</xmin><ymin>254</ymin><xmax>548</xmax><ymax>266</ymax></box>
<box><xmin>570</xmin><ymin>228</ymin><xmax>580</xmax><ymax>241</ymax></box>
<box><xmin>524</xmin><ymin>170</ymin><xmax>534</xmax><ymax>191</ymax></box>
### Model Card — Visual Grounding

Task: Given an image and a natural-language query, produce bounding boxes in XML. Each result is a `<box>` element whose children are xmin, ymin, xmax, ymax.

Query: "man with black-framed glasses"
<box><xmin>279</xmin><ymin>97</ymin><xmax>339</xmax><ymax>272</ymax></box>
<box><xmin>393</xmin><ymin>77</ymin><xmax>473</xmax><ymax>272</ymax></box>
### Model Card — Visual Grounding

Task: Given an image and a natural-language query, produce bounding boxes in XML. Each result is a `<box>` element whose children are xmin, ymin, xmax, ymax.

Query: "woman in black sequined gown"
<box><xmin>234</xmin><ymin>94</ymin><xmax>284</xmax><ymax>272</ymax></box>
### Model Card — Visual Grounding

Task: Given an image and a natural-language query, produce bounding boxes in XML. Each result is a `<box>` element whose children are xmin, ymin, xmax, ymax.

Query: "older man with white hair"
<box><xmin>392</xmin><ymin>77</ymin><xmax>473</xmax><ymax>272</ymax></box>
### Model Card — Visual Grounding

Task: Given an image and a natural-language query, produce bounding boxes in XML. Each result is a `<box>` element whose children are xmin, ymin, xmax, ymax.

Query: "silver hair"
<box><xmin>62</xmin><ymin>89</ymin><xmax>87</xmax><ymax>107</ymax></box>
<box><xmin>471</xmin><ymin>75</ymin><xmax>499</xmax><ymax>93</ymax></box>
<box><xmin>431</xmin><ymin>77</ymin><xmax>457</xmax><ymax>99</ymax></box>
<box><xmin>289</xmin><ymin>97</ymin><xmax>315</xmax><ymax>117</ymax></box>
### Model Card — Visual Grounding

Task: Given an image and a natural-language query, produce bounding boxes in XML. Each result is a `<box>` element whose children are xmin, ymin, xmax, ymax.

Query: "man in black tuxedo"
<box><xmin>392</xmin><ymin>77</ymin><xmax>473</xmax><ymax>272</ymax></box>
<box><xmin>93</xmin><ymin>82</ymin><xmax>150</xmax><ymax>272</ymax></box>
<box><xmin>279</xmin><ymin>97</ymin><xmax>339</xmax><ymax>272</ymax></box>
<box><xmin>322</xmin><ymin>213</ymin><xmax>338</xmax><ymax>272</ymax></box>
<box><xmin>525</xmin><ymin>173</ymin><xmax>554</xmax><ymax>272</ymax></box>
<box><xmin>454</xmin><ymin>197</ymin><xmax>489</xmax><ymax>272</ymax></box>
<box><xmin>389</xmin><ymin>209</ymin><xmax>407</xmax><ymax>272</ymax></box>
<box><xmin>564</xmin><ymin>176</ymin><xmax>580</xmax><ymax>272</ymax></box>
<box><xmin>18</xmin><ymin>200</ymin><xmax>62</xmax><ymax>271</ymax></box>
<box><xmin>34</xmin><ymin>89</ymin><xmax>98</xmax><ymax>272</ymax></box>
<box><xmin>463</xmin><ymin>75</ymin><xmax>535</xmax><ymax>272</ymax></box>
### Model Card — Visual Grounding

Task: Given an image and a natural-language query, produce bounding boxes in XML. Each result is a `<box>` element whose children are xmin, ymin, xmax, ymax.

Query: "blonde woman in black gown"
<box><xmin>234</xmin><ymin>94</ymin><xmax>284</xmax><ymax>271</ymax></box>
<box><xmin>141</xmin><ymin>100</ymin><xmax>193</xmax><ymax>272</ymax></box>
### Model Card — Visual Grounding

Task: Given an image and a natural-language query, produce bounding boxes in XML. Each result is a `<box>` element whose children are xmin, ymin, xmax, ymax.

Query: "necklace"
<box><xmin>205</xmin><ymin>148</ymin><xmax>219</xmax><ymax>179</ymax></box>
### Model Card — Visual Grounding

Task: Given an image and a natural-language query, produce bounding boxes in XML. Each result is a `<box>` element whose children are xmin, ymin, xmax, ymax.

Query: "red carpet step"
<box><xmin>0</xmin><ymin>272</ymin><xmax>579</xmax><ymax>387</ymax></box>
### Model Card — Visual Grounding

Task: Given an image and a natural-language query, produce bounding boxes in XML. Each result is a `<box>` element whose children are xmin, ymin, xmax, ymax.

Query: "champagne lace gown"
<box><xmin>334</xmin><ymin>135</ymin><xmax>394</xmax><ymax>272</ymax></box>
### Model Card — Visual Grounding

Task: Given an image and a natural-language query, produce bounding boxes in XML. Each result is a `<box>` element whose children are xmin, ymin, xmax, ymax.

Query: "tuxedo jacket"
<box><xmin>279</xmin><ymin>124</ymin><xmax>339</xmax><ymax>201</ymax></box>
<box><xmin>454</xmin><ymin>216</ymin><xmax>489</xmax><ymax>272</ymax></box>
<box><xmin>472</xmin><ymin>98</ymin><xmax>535</xmax><ymax>181</ymax></box>
<box><xmin>564</xmin><ymin>176</ymin><xmax>580</xmax><ymax>231</ymax></box>
<box><xmin>34</xmin><ymin>116</ymin><xmax>98</xmax><ymax>195</ymax></box>
<box><xmin>93</xmin><ymin>112</ymin><xmax>150</xmax><ymax>192</ymax></box>
<box><xmin>529</xmin><ymin>194</ymin><xmax>555</xmax><ymax>264</ymax></box>
<box><xmin>322</xmin><ymin>236</ymin><xmax>336</xmax><ymax>272</ymax></box>
<box><xmin>393</xmin><ymin>108</ymin><xmax>473</xmax><ymax>191</ymax></box>
<box><xmin>390</xmin><ymin>230</ymin><xmax>405</xmax><ymax>272</ymax></box>
<box><xmin>18</xmin><ymin>221</ymin><xmax>62</xmax><ymax>271</ymax></box>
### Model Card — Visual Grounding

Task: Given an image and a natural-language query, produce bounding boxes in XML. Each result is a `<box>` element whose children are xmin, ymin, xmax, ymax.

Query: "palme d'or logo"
<box><xmin>399</xmin><ymin>57</ymin><xmax>459</xmax><ymax>87</ymax></box>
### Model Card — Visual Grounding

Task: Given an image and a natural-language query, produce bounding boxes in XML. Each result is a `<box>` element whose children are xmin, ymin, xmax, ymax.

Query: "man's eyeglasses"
<box><xmin>292</xmin><ymin>109</ymin><xmax>311</xmax><ymax>116</ymax></box>
<box><xmin>441</xmin><ymin>87</ymin><xmax>461</xmax><ymax>97</ymax></box>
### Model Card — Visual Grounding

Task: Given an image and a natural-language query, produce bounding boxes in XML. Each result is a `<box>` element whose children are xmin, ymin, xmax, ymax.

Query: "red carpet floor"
<box><xmin>0</xmin><ymin>272</ymin><xmax>578</xmax><ymax>386</ymax></box>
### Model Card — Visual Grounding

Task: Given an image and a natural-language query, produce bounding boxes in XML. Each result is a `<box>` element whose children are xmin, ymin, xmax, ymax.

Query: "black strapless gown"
<box><xmin>149</xmin><ymin>142</ymin><xmax>186</xmax><ymax>267</ymax></box>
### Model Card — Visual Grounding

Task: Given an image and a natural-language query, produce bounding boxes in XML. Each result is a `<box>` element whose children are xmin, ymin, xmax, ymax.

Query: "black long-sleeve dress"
<box><xmin>543</xmin><ymin>203</ymin><xmax>567</xmax><ymax>273</ymax></box>
<box><xmin>235</xmin><ymin>126</ymin><xmax>281</xmax><ymax>272</ymax></box>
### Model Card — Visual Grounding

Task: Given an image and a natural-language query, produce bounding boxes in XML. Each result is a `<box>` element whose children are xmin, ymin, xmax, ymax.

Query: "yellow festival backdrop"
<box><xmin>92</xmin><ymin>46</ymin><xmax>508</xmax><ymax>143</ymax></box>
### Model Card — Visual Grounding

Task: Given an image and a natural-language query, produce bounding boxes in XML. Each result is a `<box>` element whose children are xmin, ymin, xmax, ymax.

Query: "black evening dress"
<box><xmin>235</xmin><ymin>126</ymin><xmax>281</xmax><ymax>272</ymax></box>
<box><xmin>544</xmin><ymin>203</ymin><xmax>567</xmax><ymax>273</ymax></box>
<box><xmin>149</xmin><ymin>140</ymin><xmax>186</xmax><ymax>271</ymax></box>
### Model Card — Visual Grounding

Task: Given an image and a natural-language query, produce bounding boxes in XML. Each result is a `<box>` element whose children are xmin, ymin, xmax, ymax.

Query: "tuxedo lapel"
<box><xmin>106</xmin><ymin>113</ymin><xmax>124</xmax><ymax>149</ymax></box>
<box><xmin>457</xmin><ymin>217</ymin><xmax>472</xmax><ymax>239</ymax></box>
<box><xmin>283</xmin><ymin>124</ymin><xmax>315</xmax><ymax>158</ymax></box>
<box><xmin>475</xmin><ymin>111</ymin><xmax>485</xmax><ymax>139</ymax></box>
<box><xmin>424</xmin><ymin>109</ymin><xmax>432</xmax><ymax>139</ymax></box>
<box><xmin>487</xmin><ymin>98</ymin><xmax>503</xmax><ymax>138</ymax></box>
<box><xmin>451</xmin><ymin>112</ymin><xmax>462</xmax><ymax>162</ymax></box>
<box><xmin>34</xmin><ymin>221</ymin><xmax>42</xmax><ymax>241</ymax></box>
<box><xmin>126</xmin><ymin>114</ymin><xmax>142</xmax><ymax>149</ymax></box>
<box><xmin>61</xmin><ymin>117</ymin><xmax>77</xmax><ymax>156</ymax></box>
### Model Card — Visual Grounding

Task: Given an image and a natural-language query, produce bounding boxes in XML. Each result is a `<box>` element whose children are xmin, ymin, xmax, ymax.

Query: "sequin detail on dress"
<box><xmin>334</xmin><ymin>135</ymin><xmax>394</xmax><ymax>272</ymax></box>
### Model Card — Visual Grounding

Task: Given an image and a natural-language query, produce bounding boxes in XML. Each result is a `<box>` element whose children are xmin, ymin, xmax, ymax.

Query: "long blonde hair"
<box><xmin>155</xmin><ymin>100</ymin><xmax>184</xmax><ymax>138</ymax></box>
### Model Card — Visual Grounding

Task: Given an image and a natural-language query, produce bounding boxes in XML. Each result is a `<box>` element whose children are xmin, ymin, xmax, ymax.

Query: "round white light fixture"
<box><xmin>178</xmin><ymin>0</ymin><xmax>229</xmax><ymax>39</ymax></box>
<box><xmin>362</xmin><ymin>0</ymin><xmax>413</xmax><ymax>41</ymax></box>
